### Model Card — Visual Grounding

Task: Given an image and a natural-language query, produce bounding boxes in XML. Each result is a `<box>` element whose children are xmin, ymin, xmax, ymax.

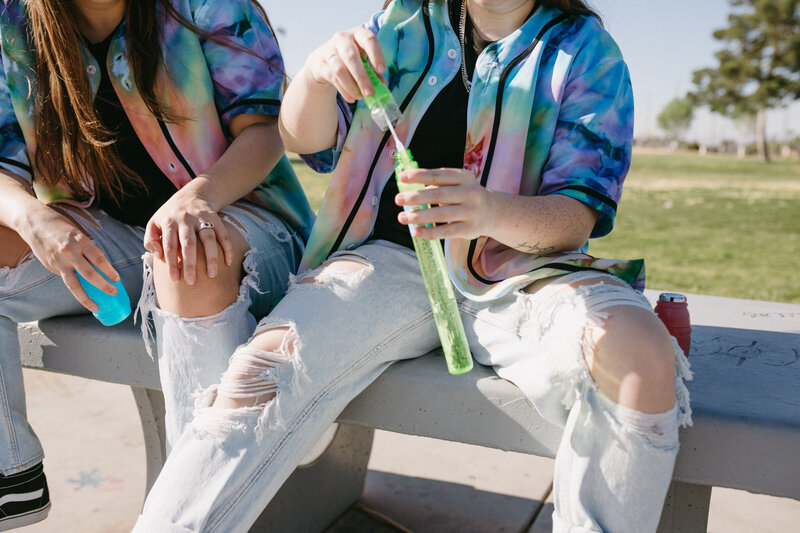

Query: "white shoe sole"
<box><xmin>0</xmin><ymin>501</ymin><xmax>51</xmax><ymax>532</ymax></box>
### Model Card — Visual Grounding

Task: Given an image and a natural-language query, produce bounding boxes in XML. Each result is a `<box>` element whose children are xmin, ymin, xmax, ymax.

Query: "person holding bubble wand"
<box><xmin>135</xmin><ymin>1</ymin><xmax>692</xmax><ymax>532</ymax></box>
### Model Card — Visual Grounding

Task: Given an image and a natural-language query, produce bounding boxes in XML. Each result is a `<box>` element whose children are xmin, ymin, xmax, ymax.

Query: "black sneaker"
<box><xmin>0</xmin><ymin>462</ymin><xmax>50</xmax><ymax>531</ymax></box>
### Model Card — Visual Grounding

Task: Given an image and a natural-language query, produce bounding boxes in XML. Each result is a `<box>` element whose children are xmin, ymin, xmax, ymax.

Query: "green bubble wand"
<box><xmin>361</xmin><ymin>57</ymin><xmax>473</xmax><ymax>375</ymax></box>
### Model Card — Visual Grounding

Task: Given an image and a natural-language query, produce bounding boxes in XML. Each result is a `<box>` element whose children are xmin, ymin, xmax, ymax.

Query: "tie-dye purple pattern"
<box><xmin>299</xmin><ymin>0</ymin><xmax>643</xmax><ymax>301</ymax></box>
<box><xmin>0</xmin><ymin>0</ymin><xmax>314</xmax><ymax>240</ymax></box>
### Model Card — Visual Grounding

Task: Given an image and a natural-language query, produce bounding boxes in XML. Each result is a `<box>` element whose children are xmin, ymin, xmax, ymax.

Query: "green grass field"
<box><xmin>289</xmin><ymin>151</ymin><xmax>800</xmax><ymax>304</ymax></box>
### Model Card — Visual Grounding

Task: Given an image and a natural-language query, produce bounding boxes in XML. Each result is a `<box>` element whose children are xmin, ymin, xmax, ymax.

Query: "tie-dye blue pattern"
<box><xmin>0</xmin><ymin>0</ymin><xmax>314</xmax><ymax>240</ymax></box>
<box><xmin>299</xmin><ymin>0</ymin><xmax>642</xmax><ymax>301</ymax></box>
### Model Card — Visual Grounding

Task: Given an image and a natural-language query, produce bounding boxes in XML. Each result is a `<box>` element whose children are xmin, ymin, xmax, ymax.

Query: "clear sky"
<box><xmin>259</xmin><ymin>0</ymin><xmax>799</xmax><ymax>144</ymax></box>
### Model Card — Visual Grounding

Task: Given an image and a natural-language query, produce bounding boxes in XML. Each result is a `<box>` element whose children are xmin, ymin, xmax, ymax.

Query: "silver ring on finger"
<box><xmin>197</xmin><ymin>221</ymin><xmax>215</xmax><ymax>232</ymax></box>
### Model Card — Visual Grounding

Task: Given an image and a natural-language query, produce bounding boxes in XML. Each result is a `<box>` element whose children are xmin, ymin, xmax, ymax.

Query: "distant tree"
<box><xmin>657</xmin><ymin>97</ymin><xmax>694</xmax><ymax>148</ymax></box>
<box><xmin>690</xmin><ymin>0</ymin><xmax>800</xmax><ymax>162</ymax></box>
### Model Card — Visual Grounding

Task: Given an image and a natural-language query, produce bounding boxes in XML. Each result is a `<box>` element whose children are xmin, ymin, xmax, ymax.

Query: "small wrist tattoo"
<box><xmin>516</xmin><ymin>241</ymin><xmax>555</xmax><ymax>254</ymax></box>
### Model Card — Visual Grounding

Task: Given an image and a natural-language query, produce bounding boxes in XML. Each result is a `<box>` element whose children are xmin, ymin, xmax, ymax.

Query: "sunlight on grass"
<box><xmin>290</xmin><ymin>155</ymin><xmax>328</xmax><ymax>212</ymax></box>
<box><xmin>290</xmin><ymin>152</ymin><xmax>800</xmax><ymax>304</ymax></box>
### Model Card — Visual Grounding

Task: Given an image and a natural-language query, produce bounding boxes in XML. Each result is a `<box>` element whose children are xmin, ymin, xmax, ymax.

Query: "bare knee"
<box><xmin>528</xmin><ymin>274</ymin><xmax>677</xmax><ymax>413</ymax></box>
<box><xmin>587</xmin><ymin>305</ymin><xmax>676</xmax><ymax>413</ymax></box>
<box><xmin>213</xmin><ymin>326</ymin><xmax>297</xmax><ymax>409</ymax></box>
<box><xmin>0</xmin><ymin>226</ymin><xmax>32</xmax><ymax>269</ymax></box>
<box><xmin>152</xmin><ymin>221</ymin><xmax>249</xmax><ymax>317</ymax></box>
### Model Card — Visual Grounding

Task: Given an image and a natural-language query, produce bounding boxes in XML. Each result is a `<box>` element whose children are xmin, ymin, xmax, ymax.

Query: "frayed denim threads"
<box><xmin>135</xmin><ymin>202</ymin><xmax>303</xmax><ymax>451</ymax></box>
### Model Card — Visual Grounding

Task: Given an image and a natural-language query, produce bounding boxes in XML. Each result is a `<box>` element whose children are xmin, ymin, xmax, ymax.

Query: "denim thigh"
<box><xmin>218</xmin><ymin>201</ymin><xmax>304</xmax><ymax>319</ymax></box>
<box><xmin>0</xmin><ymin>206</ymin><xmax>145</xmax><ymax>473</ymax></box>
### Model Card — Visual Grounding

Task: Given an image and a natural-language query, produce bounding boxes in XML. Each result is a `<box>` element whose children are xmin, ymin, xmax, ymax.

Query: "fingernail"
<box><xmin>226</xmin><ymin>259</ymin><xmax>232</xmax><ymax>266</ymax></box>
<box><xmin>110</xmin><ymin>288</ymin><xmax>118</xmax><ymax>296</ymax></box>
<box><xmin>209</xmin><ymin>269</ymin><xmax>217</xmax><ymax>278</ymax></box>
<box><xmin>364</xmin><ymin>86</ymin><xmax>373</xmax><ymax>96</ymax></box>
<box><xmin>186</xmin><ymin>276</ymin><xmax>195</xmax><ymax>286</ymax></box>
<box><xmin>90</xmin><ymin>305</ymin><xmax>99</xmax><ymax>313</ymax></box>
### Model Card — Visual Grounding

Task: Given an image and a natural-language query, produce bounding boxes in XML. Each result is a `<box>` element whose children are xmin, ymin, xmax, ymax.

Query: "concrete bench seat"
<box><xmin>18</xmin><ymin>290</ymin><xmax>800</xmax><ymax>532</ymax></box>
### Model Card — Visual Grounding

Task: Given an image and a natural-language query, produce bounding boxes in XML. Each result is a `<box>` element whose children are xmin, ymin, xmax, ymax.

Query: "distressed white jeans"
<box><xmin>135</xmin><ymin>240</ymin><xmax>691</xmax><ymax>533</ymax></box>
<box><xmin>137</xmin><ymin>203</ymin><xmax>303</xmax><ymax>450</ymax></box>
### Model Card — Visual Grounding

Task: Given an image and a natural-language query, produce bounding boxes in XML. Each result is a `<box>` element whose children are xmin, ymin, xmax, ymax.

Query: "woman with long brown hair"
<box><xmin>0</xmin><ymin>0</ymin><xmax>313</xmax><ymax>528</ymax></box>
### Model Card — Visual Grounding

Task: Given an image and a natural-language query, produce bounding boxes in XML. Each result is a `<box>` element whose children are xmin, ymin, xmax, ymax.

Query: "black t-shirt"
<box><xmin>370</xmin><ymin>1</ymin><xmax>491</xmax><ymax>248</ymax></box>
<box><xmin>86</xmin><ymin>31</ymin><xmax>178</xmax><ymax>228</ymax></box>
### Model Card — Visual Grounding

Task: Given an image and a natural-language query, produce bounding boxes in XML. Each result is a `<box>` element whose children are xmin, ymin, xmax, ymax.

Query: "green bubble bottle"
<box><xmin>361</xmin><ymin>57</ymin><xmax>473</xmax><ymax>375</ymax></box>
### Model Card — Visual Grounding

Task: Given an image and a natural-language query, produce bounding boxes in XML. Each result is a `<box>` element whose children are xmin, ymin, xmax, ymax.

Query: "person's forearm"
<box><xmin>0</xmin><ymin>171</ymin><xmax>51</xmax><ymax>234</ymax></box>
<box><xmin>183</xmin><ymin>120</ymin><xmax>284</xmax><ymax>212</ymax></box>
<box><xmin>397</xmin><ymin>168</ymin><xmax>600</xmax><ymax>252</ymax></box>
<box><xmin>482</xmin><ymin>191</ymin><xmax>598</xmax><ymax>254</ymax></box>
<box><xmin>279</xmin><ymin>65</ymin><xmax>340</xmax><ymax>154</ymax></box>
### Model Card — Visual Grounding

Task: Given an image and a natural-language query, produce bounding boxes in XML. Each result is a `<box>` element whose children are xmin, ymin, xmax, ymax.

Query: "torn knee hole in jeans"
<box><xmin>218</xmin><ymin>341</ymin><xmax>295</xmax><ymax>406</ymax></box>
<box><xmin>190</xmin><ymin>322</ymin><xmax>309</xmax><ymax>439</ymax></box>
<box><xmin>512</xmin><ymin>274</ymin><xmax>692</xmax><ymax>428</ymax></box>
<box><xmin>290</xmin><ymin>254</ymin><xmax>373</xmax><ymax>289</ymax></box>
<box><xmin>136</xmin><ymin>230</ymin><xmax>263</xmax><ymax>358</ymax></box>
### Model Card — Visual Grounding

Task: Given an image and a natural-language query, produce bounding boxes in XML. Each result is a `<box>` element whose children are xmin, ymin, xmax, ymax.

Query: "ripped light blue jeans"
<box><xmin>138</xmin><ymin>202</ymin><xmax>303</xmax><ymax>449</ymax></box>
<box><xmin>0</xmin><ymin>201</ymin><xmax>301</xmax><ymax>474</ymax></box>
<box><xmin>135</xmin><ymin>240</ymin><xmax>692</xmax><ymax>533</ymax></box>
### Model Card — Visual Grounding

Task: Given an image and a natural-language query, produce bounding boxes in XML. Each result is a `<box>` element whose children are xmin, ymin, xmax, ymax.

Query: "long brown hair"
<box><xmin>27</xmin><ymin>0</ymin><xmax>280</xmax><ymax>205</ymax></box>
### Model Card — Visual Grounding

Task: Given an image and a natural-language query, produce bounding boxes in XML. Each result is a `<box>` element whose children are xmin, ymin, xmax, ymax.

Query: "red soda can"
<box><xmin>654</xmin><ymin>292</ymin><xmax>691</xmax><ymax>357</ymax></box>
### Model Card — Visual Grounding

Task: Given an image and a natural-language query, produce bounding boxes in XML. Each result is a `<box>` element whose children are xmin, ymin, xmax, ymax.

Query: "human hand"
<box><xmin>18</xmin><ymin>208</ymin><xmax>119</xmax><ymax>312</ymax></box>
<box><xmin>395</xmin><ymin>168</ymin><xmax>497</xmax><ymax>241</ymax></box>
<box><xmin>304</xmin><ymin>26</ymin><xmax>386</xmax><ymax>103</ymax></box>
<box><xmin>143</xmin><ymin>186</ymin><xmax>233</xmax><ymax>285</ymax></box>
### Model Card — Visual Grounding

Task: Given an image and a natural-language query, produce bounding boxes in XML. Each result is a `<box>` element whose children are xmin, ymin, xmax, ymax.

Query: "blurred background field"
<box><xmin>290</xmin><ymin>151</ymin><xmax>800</xmax><ymax>304</ymax></box>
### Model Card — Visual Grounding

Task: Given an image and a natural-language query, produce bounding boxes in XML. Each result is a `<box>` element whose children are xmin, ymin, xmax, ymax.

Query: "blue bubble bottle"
<box><xmin>75</xmin><ymin>265</ymin><xmax>131</xmax><ymax>326</ymax></box>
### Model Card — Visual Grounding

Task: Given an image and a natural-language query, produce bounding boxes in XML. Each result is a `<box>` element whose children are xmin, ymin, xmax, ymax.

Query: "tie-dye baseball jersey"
<box><xmin>300</xmin><ymin>0</ymin><xmax>644</xmax><ymax>301</ymax></box>
<box><xmin>0</xmin><ymin>0</ymin><xmax>314</xmax><ymax>239</ymax></box>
